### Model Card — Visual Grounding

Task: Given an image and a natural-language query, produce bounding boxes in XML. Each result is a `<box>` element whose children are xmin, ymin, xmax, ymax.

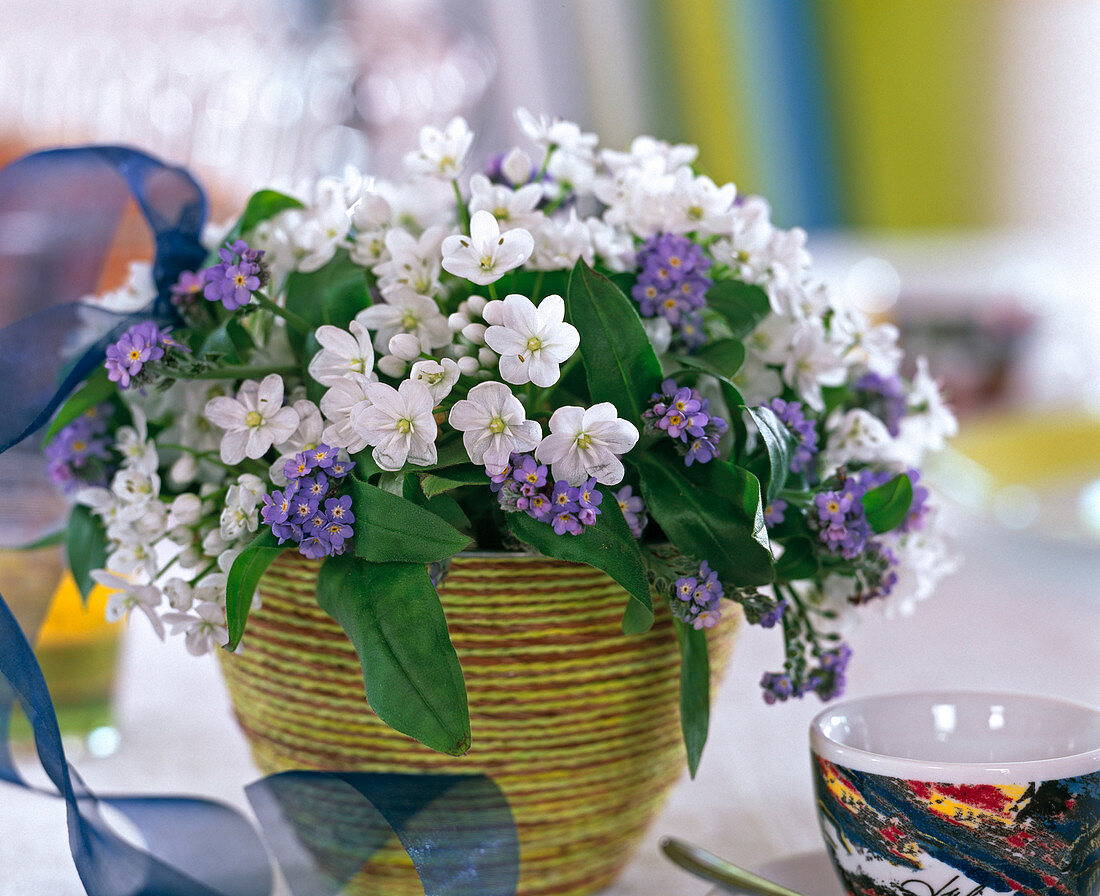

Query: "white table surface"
<box><xmin>1</xmin><ymin>503</ymin><xmax>1098</xmax><ymax>896</ymax></box>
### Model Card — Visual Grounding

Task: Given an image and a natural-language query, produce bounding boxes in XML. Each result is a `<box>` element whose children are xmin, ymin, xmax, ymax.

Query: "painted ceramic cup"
<box><xmin>810</xmin><ymin>692</ymin><xmax>1100</xmax><ymax>896</ymax></box>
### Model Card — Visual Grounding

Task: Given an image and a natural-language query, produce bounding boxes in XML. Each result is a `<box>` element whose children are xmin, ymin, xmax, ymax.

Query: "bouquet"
<box><xmin>45</xmin><ymin>110</ymin><xmax>957</xmax><ymax>768</ymax></box>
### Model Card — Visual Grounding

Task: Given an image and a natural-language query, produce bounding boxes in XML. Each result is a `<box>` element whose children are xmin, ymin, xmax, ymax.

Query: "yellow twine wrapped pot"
<box><xmin>219</xmin><ymin>552</ymin><xmax>740</xmax><ymax>896</ymax></box>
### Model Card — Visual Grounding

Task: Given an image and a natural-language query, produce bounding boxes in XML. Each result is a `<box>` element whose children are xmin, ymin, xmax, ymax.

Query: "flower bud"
<box><xmin>465</xmin><ymin>295</ymin><xmax>488</xmax><ymax>317</ymax></box>
<box><xmin>168</xmin><ymin>493</ymin><xmax>202</xmax><ymax>527</ymax></box>
<box><xmin>388</xmin><ymin>333</ymin><xmax>421</xmax><ymax>360</ymax></box>
<box><xmin>502</xmin><ymin>147</ymin><xmax>534</xmax><ymax>186</ymax></box>
<box><xmin>462</xmin><ymin>323</ymin><xmax>487</xmax><ymax>345</ymax></box>
<box><xmin>169</xmin><ymin>453</ymin><xmax>198</xmax><ymax>486</ymax></box>
<box><xmin>448</xmin><ymin>312</ymin><xmax>469</xmax><ymax>332</ymax></box>
<box><xmin>457</xmin><ymin>356</ymin><xmax>480</xmax><ymax>376</ymax></box>
<box><xmin>377</xmin><ymin>354</ymin><xmax>408</xmax><ymax>378</ymax></box>
<box><xmin>478</xmin><ymin>346</ymin><xmax>498</xmax><ymax>368</ymax></box>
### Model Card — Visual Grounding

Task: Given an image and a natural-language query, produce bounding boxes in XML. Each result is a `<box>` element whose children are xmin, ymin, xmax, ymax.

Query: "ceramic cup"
<box><xmin>810</xmin><ymin>691</ymin><xmax>1100</xmax><ymax>896</ymax></box>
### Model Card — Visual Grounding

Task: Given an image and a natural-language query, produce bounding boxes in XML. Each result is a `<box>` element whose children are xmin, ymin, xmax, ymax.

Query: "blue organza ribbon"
<box><xmin>0</xmin><ymin>147</ymin><xmax>518</xmax><ymax>895</ymax></box>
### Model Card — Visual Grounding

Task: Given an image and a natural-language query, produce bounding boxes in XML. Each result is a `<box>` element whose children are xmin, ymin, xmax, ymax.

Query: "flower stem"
<box><xmin>452</xmin><ymin>179</ymin><xmax>470</xmax><ymax>233</ymax></box>
<box><xmin>168</xmin><ymin>364</ymin><xmax>300</xmax><ymax>382</ymax></box>
<box><xmin>487</xmin><ymin>281</ymin><xmax>499</xmax><ymax>302</ymax></box>
<box><xmin>253</xmin><ymin>292</ymin><xmax>312</xmax><ymax>334</ymax></box>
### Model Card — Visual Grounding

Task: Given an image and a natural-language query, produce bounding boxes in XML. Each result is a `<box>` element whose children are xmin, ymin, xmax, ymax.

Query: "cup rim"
<box><xmin>810</xmin><ymin>689</ymin><xmax>1100</xmax><ymax>784</ymax></box>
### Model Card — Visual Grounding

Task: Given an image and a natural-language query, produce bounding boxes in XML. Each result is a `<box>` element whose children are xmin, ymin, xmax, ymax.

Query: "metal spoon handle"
<box><xmin>660</xmin><ymin>837</ymin><xmax>809</xmax><ymax>896</ymax></box>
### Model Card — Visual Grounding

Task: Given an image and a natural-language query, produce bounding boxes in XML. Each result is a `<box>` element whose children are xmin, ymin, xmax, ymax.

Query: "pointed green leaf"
<box><xmin>420</xmin><ymin>465</ymin><xmax>489</xmax><ymax>498</ymax></box>
<box><xmin>635</xmin><ymin>453</ymin><xmax>774</xmax><ymax>588</ymax></box>
<box><xmin>565</xmin><ymin>260</ymin><xmax>663</xmax><ymax>425</ymax></box>
<box><xmin>347</xmin><ymin>477</ymin><xmax>471</xmax><ymax>563</ymax></box>
<box><xmin>505</xmin><ymin>493</ymin><xmax>654</xmax><ymax>633</ymax></box>
<box><xmin>228</xmin><ymin>189</ymin><xmax>305</xmax><ymax>241</ymax></box>
<box><xmin>862</xmin><ymin>473</ymin><xmax>914</xmax><ymax>534</ymax></box>
<box><xmin>672</xmin><ymin>338</ymin><xmax>747</xmax><ymax>390</ymax></box>
<box><xmin>675</xmin><ymin>619</ymin><xmax>710</xmax><ymax>778</ymax></box>
<box><xmin>745</xmin><ymin>405</ymin><xmax>794</xmax><ymax>505</ymax></box>
<box><xmin>225</xmin><ymin>529</ymin><xmax>285</xmax><ymax>650</ymax></box>
<box><xmin>316</xmin><ymin>555</ymin><xmax>470</xmax><ymax>755</ymax></box>
<box><xmin>44</xmin><ymin>367</ymin><xmax>114</xmax><ymax>445</ymax></box>
<box><xmin>284</xmin><ymin>252</ymin><xmax>370</xmax><ymax>354</ymax></box>
<box><xmin>66</xmin><ymin>504</ymin><xmax>108</xmax><ymax>602</ymax></box>
<box><xmin>705</xmin><ymin>280</ymin><xmax>770</xmax><ymax>337</ymax></box>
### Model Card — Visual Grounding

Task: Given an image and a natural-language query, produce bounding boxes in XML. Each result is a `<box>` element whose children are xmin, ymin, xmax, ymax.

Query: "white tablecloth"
<box><xmin>2</xmin><ymin>506</ymin><xmax>1098</xmax><ymax>895</ymax></box>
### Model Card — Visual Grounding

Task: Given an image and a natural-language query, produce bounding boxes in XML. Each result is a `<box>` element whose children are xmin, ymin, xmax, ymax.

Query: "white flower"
<box><xmin>350</xmin><ymin>192</ymin><xmax>394</xmax><ymax>265</ymax></box>
<box><xmin>526</xmin><ymin>209</ymin><xmax>595</xmax><ymax>271</ymax></box>
<box><xmin>308</xmin><ymin>321</ymin><xmax>376</xmax><ymax>385</ymax></box>
<box><xmin>896</xmin><ymin>356</ymin><xmax>958</xmax><ymax>463</ymax></box>
<box><xmin>535</xmin><ymin>403</ymin><xmax>639</xmax><ymax>486</ymax></box>
<box><xmin>440</xmin><ymin>210</ymin><xmax>534</xmax><ymax>286</ymax></box>
<box><xmin>779</xmin><ymin>321</ymin><xmax>848</xmax><ymax>412</ymax></box>
<box><xmin>831</xmin><ymin>307</ymin><xmax>903</xmax><ymax>376</ymax></box>
<box><xmin>467</xmin><ymin>174</ymin><xmax>545</xmax><ymax>232</ymax></box>
<box><xmin>352</xmin><ymin>380</ymin><xmax>438</xmax><ymax>471</ymax></box>
<box><xmin>483</xmin><ymin>293</ymin><xmax>579</xmax><ymax>388</ymax></box>
<box><xmin>404</xmin><ymin>116</ymin><xmax>474</xmax><ymax>180</ymax></box>
<box><xmin>193</xmin><ymin>572</ymin><xmax>228</xmax><ymax>607</ymax></box>
<box><xmin>220</xmin><ymin>474</ymin><xmax>266</xmax><ymax>540</ymax></box>
<box><xmin>356</xmin><ymin>287</ymin><xmax>452</xmax><ymax>354</ymax></box>
<box><xmin>373</xmin><ymin>225</ymin><xmax>447</xmax><ymax>296</ymax></box>
<box><xmin>204</xmin><ymin>375</ymin><xmax>301</xmax><ymax>465</ymax></box>
<box><xmin>410</xmin><ymin>358</ymin><xmax>461</xmax><ymax>404</ymax></box>
<box><xmin>90</xmin><ymin>569</ymin><xmax>164</xmax><ymax>638</ymax></box>
<box><xmin>163</xmin><ymin>578</ymin><xmax>194</xmax><ymax>611</ymax></box>
<box><xmin>822</xmin><ymin>409</ymin><xmax>896</xmax><ymax>474</ymax></box>
<box><xmin>162</xmin><ymin>604</ymin><xmax>228</xmax><ymax>656</ymax></box>
<box><xmin>448</xmin><ymin>381</ymin><xmax>542</xmax><ymax>473</ymax></box>
<box><xmin>320</xmin><ymin>376</ymin><xmax>374</xmax><ymax>453</ymax></box>
<box><xmin>115</xmin><ymin>409</ymin><xmax>159</xmax><ymax>474</ymax></box>
<box><xmin>515</xmin><ymin>108</ymin><xmax>598</xmax><ymax>156</ymax></box>
<box><xmin>111</xmin><ymin>466</ymin><xmax>161</xmax><ymax>510</ymax></box>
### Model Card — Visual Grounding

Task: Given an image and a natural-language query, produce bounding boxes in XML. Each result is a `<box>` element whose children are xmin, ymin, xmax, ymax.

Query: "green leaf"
<box><xmin>672</xmin><ymin>338</ymin><xmax>746</xmax><ymax>390</ymax></box>
<box><xmin>401</xmin><ymin>475</ymin><xmax>472</xmax><ymax>534</ymax></box>
<box><xmin>316</xmin><ymin>555</ymin><xmax>470</xmax><ymax>755</ymax></box>
<box><xmin>705</xmin><ymin>280</ymin><xmax>771</xmax><ymax>338</ymax></box>
<box><xmin>862</xmin><ymin>473</ymin><xmax>914</xmax><ymax>534</ymax></box>
<box><xmin>635</xmin><ymin>453</ymin><xmax>774</xmax><ymax>588</ymax></box>
<box><xmin>420</xmin><ymin>465</ymin><xmax>488</xmax><ymax>498</ymax></box>
<box><xmin>66</xmin><ymin>505</ymin><xmax>108</xmax><ymax>602</ymax></box>
<box><xmin>284</xmin><ymin>252</ymin><xmax>370</xmax><ymax>354</ymax></box>
<box><xmin>224</xmin><ymin>529</ymin><xmax>285</xmax><ymax>650</ymax></box>
<box><xmin>43</xmin><ymin>367</ymin><xmax>114</xmax><ymax>444</ymax></box>
<box><xmin>347</xmin><ymin>477</ymin><xmax>471</xmax><ymax>563</ymax></box>
<box><xmin>675</xmin><ymin>619</ymin><xmax>710</xmax><ymax>778</ymax></box>
<box><xmin>745</xmin><ymin>405</ymin><xmax>794</xmax><ymax>505</ymax></box>
<box><xmin>198</xmin><ymin>317</ymin><xmax>254</xmax><ymax>363</ymax></box>
<box><xmin>228</xmin><ymin>189</ymin><xmax>304</xmax><ymax>240</ymax></box>
<box><xmin>774</xmin><ymin>536</ymin><xmax>820</xmax><ymax>582</ymax></box>
<box><xmin>505</xmin><ymin>494</ymin><xmax>654</xmax><ymax>634</ymax></box>
<box><xmin>565</xmin><ymin>260</ymin><xmax>663</xmax><ymax>425</ymax></box>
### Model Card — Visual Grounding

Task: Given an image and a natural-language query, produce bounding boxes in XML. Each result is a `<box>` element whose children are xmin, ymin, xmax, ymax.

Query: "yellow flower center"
<box><xmin>396</xmin><ymin>417</ymin><xmax>413</xmax><ymax>434</ymax></box>
<box><xmin>128</xmin><ymin>349</ymin><xmax>142</xmax><ymax>362</ymax></box>
<box><xmin>575</xmin><ymin>432</ymin><xmax>592</xmax><ymax>449</ymax></box>
<box><xmin>245</xmin><ymin>411</ymin><xmax>263</xmax><ymax>427</ymax></box>
<box><xmin>526</xmin><ymin>336</ymin><xmax>542</xmax><ymax>352</ymax></box>
<box><xmin>402</xmin><ymin>314</ymin><xmax>419</xmax><ymax>329</ymax></box>
<box><xmin>489</xmin><ymin>415</ymin><xmax>507</xmax><ymax>435</ymax></box>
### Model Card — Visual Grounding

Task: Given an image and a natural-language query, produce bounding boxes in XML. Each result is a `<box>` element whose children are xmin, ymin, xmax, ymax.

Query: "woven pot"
<box><xmin>219</xmin><ymin>552</ymin><xmax>740</xmax><ymax>896</ymax></box>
